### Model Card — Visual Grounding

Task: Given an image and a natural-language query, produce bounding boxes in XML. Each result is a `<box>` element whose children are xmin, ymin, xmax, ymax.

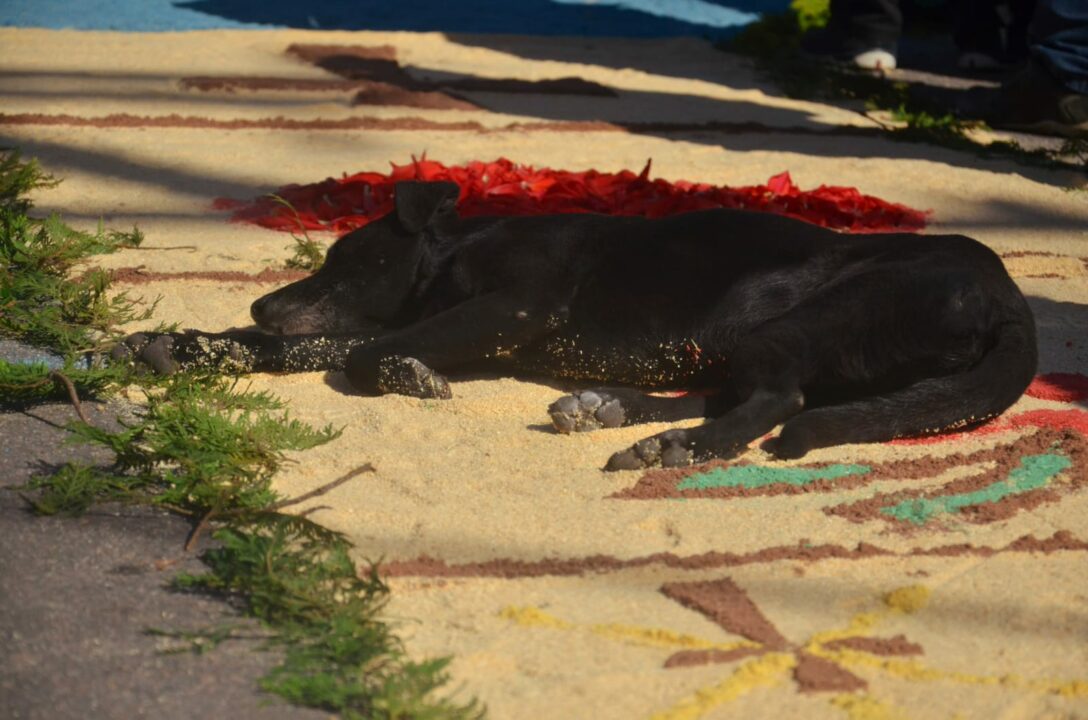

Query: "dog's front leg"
<box><xmin>113</xmin><ymin>329</ymin><xmax>387</xmax><ymax>375</ymax></box>
<box><xmin>345</xmin><ymin>291</ymin><xmax>568</xmax><ymax>398</ymax></box>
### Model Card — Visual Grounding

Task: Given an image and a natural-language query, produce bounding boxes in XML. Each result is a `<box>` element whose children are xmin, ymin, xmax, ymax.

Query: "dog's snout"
<box><xmin>250</xmin><ymin>295</ymin><xmax>269</xmax><ymax>323</ymax></box>
<box><xmin>250</xmin><ymin>295</ymin><xmax>283</xmax><ymax>333</ymax></box>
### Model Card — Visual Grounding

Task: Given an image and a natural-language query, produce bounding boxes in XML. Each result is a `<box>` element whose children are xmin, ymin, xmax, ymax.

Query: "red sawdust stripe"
<box><xmin>0</xmin><ymin>112</ymin><xmax>491</xmax><ymax>132</ymax></box>
<box><xmin>0</xmin><ymin>112</ymin><xmax>879</xmax><ymax>137</ymax></box>
<box><xmin>109</xmin><ymin>266</ymin><xmax>309</xmax><ymax>285</ymax></box>
<box><xmin>283</xmin><ymin>43</ymin><xmax>618</xmax><ymax>97</ymax></box>
<box><xmin>823</xmin><ymin>635</ymin><xmax>923</xmax><ymax>656</ymax></box>
<box><xmin>891</xmin><ymin>408</ymin><xmax>1088</xmax><ymax>445</ymax></box>
<box><xmin>1026</xmin><ymin>373</ymin><xmax>1088</xmax><ymax>403</ymax></box>
<box><xmin>181</xmin><ymin>76</ymin><xmax>481</xmax><ymax>111</ymax></box>
<box><xmin>379</xmin><ymin>531</ymin><xmax>1088</xmax><ymax>578</ymax></box>
<box><xmin>181</xmin><ymin>76</ymin><xmax>382</xmax><ymax>93</ymax></box>
<box><xmin>182</xmin><ymin>75</ymin><xmax>616</xmax><ymax>100</ymax></box>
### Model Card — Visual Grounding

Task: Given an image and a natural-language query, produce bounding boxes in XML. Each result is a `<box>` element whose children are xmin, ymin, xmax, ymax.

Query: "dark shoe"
<box><xmin>912</xmin><ymin>61</ymin><xmax>1088</xmax><ymax>138</ymax></box>
<box><xmin>801</xmin><ymin>26</ymin><xmax>897</xmax><ymax>71</ymax></box>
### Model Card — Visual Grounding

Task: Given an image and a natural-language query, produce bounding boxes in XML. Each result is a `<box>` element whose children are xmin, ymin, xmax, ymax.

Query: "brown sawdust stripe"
<box><xmin>0</xmin><ymin>112</ymin><xmax>878</xmax><ymax>137</ymax></box>
<box><xmin>380</xmin><ymin>530</ymin><xmax>1088</xmax><ymax>578</ymax></box>
<box><xmin>109</xmin><ymin>266</ymin><xmax>310</xmax><ymax>285</ymax></box>
<box><xmin>664</xmin><ymin>647</ymin><xmax>762</xmax><ymax>668</ymax></box>
<box><xmin>661</xmin><ymin>577</ymin><xmax>789</xmax><ymax>648</ymax></box>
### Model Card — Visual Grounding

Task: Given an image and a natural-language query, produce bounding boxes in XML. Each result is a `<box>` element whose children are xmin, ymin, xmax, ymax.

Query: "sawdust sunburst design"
<box><xmin>500</xmin><ymin>578</ymin><xmax>1088</xmax><ymax>719</ymax></box>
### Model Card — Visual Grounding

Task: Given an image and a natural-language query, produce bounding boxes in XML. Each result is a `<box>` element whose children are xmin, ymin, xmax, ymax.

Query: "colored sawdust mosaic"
<box><xmin>829</xmin><ymin>429</ymin><xmax>1085</xmax><ymax>528</ymax></box>
<box><xmin>499</xmin><ymin>578</ymin><xmax>1088</xmax><ymax>719</ymax></box>
<box><xmin>616</xmin><ymin>427</ymin><xmax>1085</xmax><ymax>529</ymax></box>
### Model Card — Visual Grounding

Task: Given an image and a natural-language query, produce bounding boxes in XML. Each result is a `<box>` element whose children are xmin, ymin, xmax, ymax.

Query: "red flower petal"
<box><xmin>213</xmin><ymin>158</ymin><xmax>929</xmax><ymax>236</ymax></box>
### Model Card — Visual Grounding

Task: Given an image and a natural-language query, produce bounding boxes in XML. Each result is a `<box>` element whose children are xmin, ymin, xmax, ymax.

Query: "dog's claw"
<box><xmin>549</xmin><ymin>390</ymin><xmax>627</xmax><ymax>433</ymax></box>
<box><xmin>376</xmin><ymin>356</ymin><xmax>452</xmax><ymax>399</ymax></box>
<box><xmin>604</xmin><ymin>431</ymin><xmax>694</xmax><ymax>471</ymax></box>
<box><xmin>605</xmin><ymin>448</ymin><xmax>644</xmax><ymax>472</ymax></box>
<box><xmin>110</xmin><ymin>332</ymin><xmax>147</xmax><ymax>362</ymax></box>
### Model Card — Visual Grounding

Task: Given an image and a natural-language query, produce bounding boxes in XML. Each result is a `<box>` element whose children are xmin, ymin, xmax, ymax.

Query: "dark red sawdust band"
<box><xmin>0</xmin><ymin>112</ymin><xmax>897</xmax><ymax>138</ymax></box>
<box><xmin>381</xmin><ymin>531</ymin><xmax>1087</xmax><ymax>578</ymax></box>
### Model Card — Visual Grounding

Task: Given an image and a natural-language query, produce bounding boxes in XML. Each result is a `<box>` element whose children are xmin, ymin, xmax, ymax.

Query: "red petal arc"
<box><xmin>215</xmin><ymin>157</ymin><xmax>929</xmax><ymax>236</ymax></box>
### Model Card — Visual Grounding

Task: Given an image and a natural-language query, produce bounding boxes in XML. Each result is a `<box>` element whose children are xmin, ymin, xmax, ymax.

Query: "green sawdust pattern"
<box><xmin>0</xmin><ymin>151</ymin><xmax>481</xmax><ymax>719</ymax></box>
<box><xmin>881</xmin><ymin>452</ymin><xmax>1071</xmax><ymax>525</ymax></box>
<box><xmin>677</xmin><ymin>463</ymin><xmax>871</xmax><ymax>491</ymax></box>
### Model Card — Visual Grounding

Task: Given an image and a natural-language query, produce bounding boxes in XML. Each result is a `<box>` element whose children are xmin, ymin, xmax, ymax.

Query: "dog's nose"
<box><xmin>250</xmin><ymin>296</ymin><xmax>275</xmax><ymax>329</ymax></box>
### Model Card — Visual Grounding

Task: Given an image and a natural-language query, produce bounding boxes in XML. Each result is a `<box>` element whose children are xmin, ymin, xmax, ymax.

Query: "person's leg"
<box><xmin>1028</xmin><ymin>0</ymin><xmax>1088</xmax><ymax>93</ymax></box>
<box><xmin>833</xmin><ymin>0</ymin><xmax>903</xmax><ymax>51</ymax></box>
<box><xmin>802</xmin><ymin>0</ymin><xmax>902</xmax><ymax>70</ymax></box>
<box><xmin>912</xmin><ymin>0</ymin><xmax>1087</xmax><ymax>137</ymax></box>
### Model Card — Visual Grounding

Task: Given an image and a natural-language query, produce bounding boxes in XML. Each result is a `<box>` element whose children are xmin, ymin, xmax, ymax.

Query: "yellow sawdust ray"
<box><xmin>498</xmin><ymin>605</ymin><xmax>761</xmax><ymax>652</ymax></box>
<box><xmin>823</xmin><ymin>649</ymin><xmax>1088</xmax><ymax>698</ymax></box>
<box><xmin>649</xmin><ymin>652</ymin><xmax>797</xmax><ymax>720</ymax></box>
<box><xmin>830</xmin><ymin>693</ymin><xmax>910</xmax><ymax>720</ymax></box>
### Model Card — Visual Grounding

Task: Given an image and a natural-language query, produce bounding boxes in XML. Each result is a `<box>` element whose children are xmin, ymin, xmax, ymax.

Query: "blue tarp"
<box><xmin>0</xmin><ymin>0</ymin><xmax>789</xmax><ymax>36</ymax></box>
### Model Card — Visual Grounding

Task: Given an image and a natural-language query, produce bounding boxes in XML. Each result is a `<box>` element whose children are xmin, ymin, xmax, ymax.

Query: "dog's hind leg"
<box><xmin>603</xmin><ymin>386</ymin><xmax>803</xmax><ymax>470</ymax></box>
<box><xmin>548</xmin><ymin>388</ymin><xmax>714</xmax><ymax>433</ymax></box>
<box><xmin>767</xmin><ymin>313</ymin><xmax>1037</xmax><ymax>458</ymax></box>
<box><xmin>600</xmin><ymin>262</ymin><xmax>1028</xmax><ymax>470</ymax></box>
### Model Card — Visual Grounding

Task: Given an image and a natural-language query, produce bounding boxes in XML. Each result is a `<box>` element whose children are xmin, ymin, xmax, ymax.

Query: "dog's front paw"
<box><xmin>376</xmin><ymin>356</ymin><xmax>452</xmax><ymax>399</ymax></box>
<box><xmin>110</xmin><ymin>331</ymin><xmax>254</xmax><ymax>375</ymax></box>
<box><xmin>604</xmin><ymin>430</ymin><xmax>694</xmax><ymax>471</ymax></box>
<box><xmin>548</xmin><ymin>390</ymin><xmax>626</xmax><ymax>433</ymax></box>
<box><xmin>111</xmin><ymin>332</ymin><xmax>182</xmax><ymax>374</ymax></box>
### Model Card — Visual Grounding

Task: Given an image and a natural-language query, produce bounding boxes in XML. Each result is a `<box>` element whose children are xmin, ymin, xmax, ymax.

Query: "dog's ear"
<box><xmin>394</xmin><ymin>181</ymin><xmax>460</xmax><ymax>233</ymax></box>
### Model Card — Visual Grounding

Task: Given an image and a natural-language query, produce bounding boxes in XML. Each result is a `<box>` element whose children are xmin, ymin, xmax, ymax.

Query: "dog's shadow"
<box><xmin>320</xmin><ymin>367</ymin><xmax>604</xmax><ymax>435</ymax></box>
<box><xmin>322</xmin><ymin>370</ymin><xmax>359</xmax><ymax>395</ymax></box>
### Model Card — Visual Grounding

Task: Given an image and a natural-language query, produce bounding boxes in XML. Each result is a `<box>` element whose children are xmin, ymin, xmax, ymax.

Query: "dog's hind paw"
<box><xmin>548</xmin><ymin>390</ymin><xmax>626</xmax><ymax>433</ymax></box>
<box><xmin>604</xmin><ymin>430</ymin><xmax>694</xmax><ymax>471</ymax></box>
<box><xmin>376</xmin><ymin>356</ymin><xmax>452</xmax><ymax>399</ymax></box>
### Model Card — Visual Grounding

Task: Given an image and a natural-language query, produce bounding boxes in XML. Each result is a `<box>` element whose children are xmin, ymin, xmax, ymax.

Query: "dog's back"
<box><xmin>478</xmin><ymin>212</ymin><xmax>1034</xmax><ymax>404</ymax></box>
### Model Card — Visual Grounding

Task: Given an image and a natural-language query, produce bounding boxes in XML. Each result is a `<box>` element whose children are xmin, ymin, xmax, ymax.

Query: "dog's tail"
<box><xmin>775</xmin><ymin>296</ymin><xmax>1038</xmax><ymax>455</ymax></box>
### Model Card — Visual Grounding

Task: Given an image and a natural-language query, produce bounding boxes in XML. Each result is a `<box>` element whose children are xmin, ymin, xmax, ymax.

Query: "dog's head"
<box><xmin>250</xmin><ymin>180</ymin><xmax>459</xmax><ymax>335</ymax></box>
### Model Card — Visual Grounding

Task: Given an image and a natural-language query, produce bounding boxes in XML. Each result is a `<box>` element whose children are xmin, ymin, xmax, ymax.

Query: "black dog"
<box><xmin>116</xmin><ymin>181</ymin><xmax>1037</xmax><ymax>470</ymax></box>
